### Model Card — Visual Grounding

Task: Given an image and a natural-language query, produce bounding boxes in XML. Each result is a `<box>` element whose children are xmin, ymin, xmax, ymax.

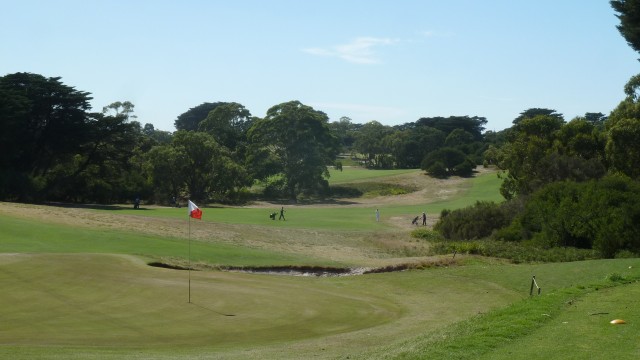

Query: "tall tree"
<box><xmin>0</xmin><ymin>72</ymin><xmax>92</xmax><ymax>200</ymax></box>
<box><xmin>198</xmin><ymin>102</ymin><xmax>253</xmax><ymax>153</ymax></box>
<box><xmin>611</xmin><ymin>0</ymin><xmax>640</xmax><ymax>58</ymax></box>
<box><xmin>497</xmin><ymin>113</ymin><xmax>565</xmax><ymax>198</ymax></box>
<box><xmin>497</xmin><ymin>111</ymin><xmax>607</xmax><ymax>199</ymax></box>
<box><xmin>607</xmin><ymin>1</ymin><xmax>640</xmax><ymax>179</ymax></box>
<box><xmin>247</xmin><ymin>101</ymin><xmax>339</xmax><ymax>200</ymax></box>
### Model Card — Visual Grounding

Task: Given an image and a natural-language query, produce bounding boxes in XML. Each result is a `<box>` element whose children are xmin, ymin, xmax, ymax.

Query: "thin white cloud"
<box><xmin>303</xmin><ymin>36</ymin><xmax>399</xmax><ymax>64</ymax></box>
<box><xmin>421</xmin><ymin>30</ymin><xmax>436</xmax><ymax>38</ymax></box>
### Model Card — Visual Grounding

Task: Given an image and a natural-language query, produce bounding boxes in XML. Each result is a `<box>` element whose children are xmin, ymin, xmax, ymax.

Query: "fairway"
<box><xmin>1</xmin><ymin>168</ymin><xmax>639</xmax><ymax>359</ymax></box>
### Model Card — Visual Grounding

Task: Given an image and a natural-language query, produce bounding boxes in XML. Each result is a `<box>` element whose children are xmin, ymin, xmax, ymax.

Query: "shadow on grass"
<box><xmin>43</xmin><ymin>202</ymin><xmax>151</xmax><ymax>211</ymax></box>
<box><xmin>189</xmin><ymin>302</ymin><xmax>236</xmax><ymax>317</ymax></box>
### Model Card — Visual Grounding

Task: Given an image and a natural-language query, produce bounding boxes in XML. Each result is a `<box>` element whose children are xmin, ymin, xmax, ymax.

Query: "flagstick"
<box><xmin>188</xmin><ymin>215</ymin><xmax>191</xmax><ymax>304</ymax></box>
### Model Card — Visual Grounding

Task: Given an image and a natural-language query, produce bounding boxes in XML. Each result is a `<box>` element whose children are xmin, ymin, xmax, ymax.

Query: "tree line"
<box><xmin>0</xmin><ymin>71</ymin><xmax>499</xmax><ymax>204</ymax></box>
<box><xmin>433</xmin><ymin>0</ymin><xmax>640</xmax><ymax>259</ymax></box>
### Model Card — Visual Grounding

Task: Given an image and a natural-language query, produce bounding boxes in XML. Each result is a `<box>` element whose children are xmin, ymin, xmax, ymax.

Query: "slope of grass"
<box><xmin>327</xmin><ymin>167</ymin><xmax>420</xmax><ymax>185</ymax></box>
<box><xmin>1</xmin><ymin>254</ymin><xmax>638</xmax><ymax>359</ymax></box>
<box><xmin>483</xmin><ymin>280</ymin><xmax>640</xmax><ymax>360</ymax></box>
<box><xmin>0</xmin><ymin>253</ymin><xmax>400</xmax><ymax>358</ymax></box>
<box><xmin>353</xmin><ymin>258</ymin><xmax>640</xmax><ymax>359</ymax></box>
<box><xmin>0</xmin><ymin>215</ymin><xmax>326</xmax><ymax>267</ymax></box>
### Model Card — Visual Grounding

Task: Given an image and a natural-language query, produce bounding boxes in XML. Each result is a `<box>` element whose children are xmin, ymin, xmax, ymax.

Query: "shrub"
<box><xmin>434</xmin><ymin>201</ymin><xmax>516</xmax><ymax>240</ymax></box>
<box><xmin>614</xmin><ymin>250</ymin><xmax>638</xmax><ymax>258</ymax></box>
<box><xmin>517</xmin><ymin>175</ymin><xmax>640</xmax><ymax>258</ymax></box>
<box><xmin>262</xmin><ymin>175</ymin><xmax>287</xmax><ymax>198</ymax></box>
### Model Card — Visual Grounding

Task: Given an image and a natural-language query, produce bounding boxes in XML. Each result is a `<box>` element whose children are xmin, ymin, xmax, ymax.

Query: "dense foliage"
<box><xmin>434</xmin><ymin>201</ymin><xmax>520</xmax><ymax>241</ymax></box>
<box><xmin>519</xmin><ymin>175</ymin><xmax>640</xmax><ymax>257</ymax></box>
<box><xmin>427</xmin><ymin>1</ymin><xmax>640</xmax><ymax>259</ymax></box>
<box><xmin>0</xmin><ymin>73</ymin><xmax>145</xmax><ymax>202</ymax></box>
<box><xmin>433</xmin><ymin>106</ymin><xmax>640</xmax><ymax>258</ymax></box>
<box><xmin>247</xmin><ymin>101</ymin><xmax>339</xmax><ymax>200</ymax></box>
<box><xmin>2</xmin><ymin>70</ymin><xmax>503</xmax><ymax>204</ymax></box>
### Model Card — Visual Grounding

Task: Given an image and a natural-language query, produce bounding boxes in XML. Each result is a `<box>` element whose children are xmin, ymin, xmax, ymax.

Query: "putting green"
<box><xmin>0</xmin><ymin>253</ymin><xmax>399</xmax><ymax>347</ymax></box>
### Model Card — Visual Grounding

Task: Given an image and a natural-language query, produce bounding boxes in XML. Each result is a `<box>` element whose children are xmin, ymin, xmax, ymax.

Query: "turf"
<box><xmin>0</xmin><ymin>253</ymin><xmax>399</xmax><ymax>353</ymax></box>
<box><xmin>81</xmin><ymin>170</ymin><xmax>503</xmax><ymax>230</ymax></box>
<box><xmin>0</xmin><ymin>215</ymin><xmax>323</xmax><ymax>267</ymax></box>
<box><xmin>1</xmin><ymin>169</ymin><xmax>638</xmax><ymax>359</ymax></box>
<box><xmin>483</xmin><ymin>281</ymin><xmax>640</xmax><ymax>360</ymax></box>
<box><xmin>327</xmin><ymin>167</ymin><xmax>420</xmax><ymax>184</ymax></box>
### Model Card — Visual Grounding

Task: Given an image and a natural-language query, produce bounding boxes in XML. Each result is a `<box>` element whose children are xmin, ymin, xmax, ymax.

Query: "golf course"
<box><xmin>1</xmin><ymin>167</ymin><xmax>638</xmax><ymax>359</ymax></box>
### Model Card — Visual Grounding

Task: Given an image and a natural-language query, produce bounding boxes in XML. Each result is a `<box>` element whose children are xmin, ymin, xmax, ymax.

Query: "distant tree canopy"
<box><xmin>174</xmin><ymin>102</ymin><xmax>225</xmax><ymax>131</ymax></box>
<box><xmin>347</xmin><ymin>115</ymin><xmax>487</xmax><ymax>173</ymax></box>
<box><xmin>416</xmin><ymin>116</ymin><xmax>487</xmax><ymax>140</ymax></box>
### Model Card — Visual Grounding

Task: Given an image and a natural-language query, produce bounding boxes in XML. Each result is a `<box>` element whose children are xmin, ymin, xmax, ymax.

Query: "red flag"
<box><xmin>188</xmin><ymin>200</ymin><xmax>202</xmax><ymax>220</ymax></box>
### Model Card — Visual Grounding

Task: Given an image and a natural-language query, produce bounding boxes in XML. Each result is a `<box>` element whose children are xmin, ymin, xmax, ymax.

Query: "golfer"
<box><xmin>375</xmin><ymin>208</ymin><xmax>380</xmax><ymax>222</ymax></box>
<box><xmin>279</xmin><ymin>206</ymin><xmax>286</xmax><ymax>221</ymax></box>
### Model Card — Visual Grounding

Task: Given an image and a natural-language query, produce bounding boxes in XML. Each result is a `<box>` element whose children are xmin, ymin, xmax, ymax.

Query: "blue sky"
<box><xmin>2</xmin><ymin>0</ymin><xmax>638</xmax><ymax>131</ymax></box>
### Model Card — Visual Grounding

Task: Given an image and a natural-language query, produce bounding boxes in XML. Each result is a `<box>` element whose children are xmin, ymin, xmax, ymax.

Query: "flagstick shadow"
<box><xmin>189</xmin><ymin>301</ymin><xmax>236</xmax><ymax>317</ymax></box>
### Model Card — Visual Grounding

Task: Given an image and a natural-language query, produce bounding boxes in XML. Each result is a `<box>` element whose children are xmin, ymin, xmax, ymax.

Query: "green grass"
<box><xmin>0</xmin><ymin>216</ymin><xmax>323</xmax><ymax>267</ymax></box>
<box><xmin>1</xmin><ymin>170</ymin><xmax>639</xmax><ymax>359</ymax></box>
<box><xmin>0</xmin><ymin>253</ymin><xmax>400</xmax><ymax>358</ymax></box>
<box><xmin>483</xmin><ymin>281</ymin><xmax>640</xmax><ymax>360</ymax></box>
<box><xmin>352</xmin><ymin>258</ymin><xmax>640</xmax><ymax>359</ymax></box>
<box><xmin>327</xmin><ymin>167</ymin><xmax>420</xmax><ymax>185</ymax></box>
<box><xmin>2</xmin><ymin>253</ymin><xmax>638</xmax><ymax>359</ymax></box>
<box><xmin>93</xmin><ymin>170</ymin><xmax>502</xmax><ymax>231</ymax></box>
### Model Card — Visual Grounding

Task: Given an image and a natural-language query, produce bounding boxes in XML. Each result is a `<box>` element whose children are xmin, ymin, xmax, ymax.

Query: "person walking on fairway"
<box><xmin>279</xmin><ymin>206</ymin><xmax>286</xmax><ymax>221</ymax></box>
<box><xmin>422</xmin><ymin>212</ymin><xmax>427</xmax><ymax>226</ymax></box>
<box><xmin>375</xmin><ymin>208</ymin><xmax>380</xmax><ymax>222</ymax></box>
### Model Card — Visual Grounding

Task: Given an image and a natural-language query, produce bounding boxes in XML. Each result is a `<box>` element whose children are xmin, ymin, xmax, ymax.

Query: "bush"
<box><xmin>426</xmin><ymin>161</ymin><xmax>448</xmax><ymax>178</ymax></box>
<box><xmin>517</xmin><ymin>175</ymin><xmax>640</xmax><ymax>258</ymax></box>
<box><xmin>262</xmin><ymin>175</ymin><xmax>287</xmax><ymax>198</ymax></box>
<box><xmin>434</xmin><ymin>201</ymin><xmax>517</xmax><ymax>240</ymax></box>
<box><xmin>492</xmin><ymin>223</ymin><xmax>524</xmax><ymax>242</ymax></box>
<box><xmin>421</xmin><ymin>147</ymin><xmax>477</xmax><ymax>178</ymax></box>
<box><xmin>606</xmin><ymin>272</ymin><xmax>624</xmax><ymax>282</ymax></box>
<box><xmin>614</xmin><ymin>250</ymin><xmax>638</xmax><ymax>259</ymax></box>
